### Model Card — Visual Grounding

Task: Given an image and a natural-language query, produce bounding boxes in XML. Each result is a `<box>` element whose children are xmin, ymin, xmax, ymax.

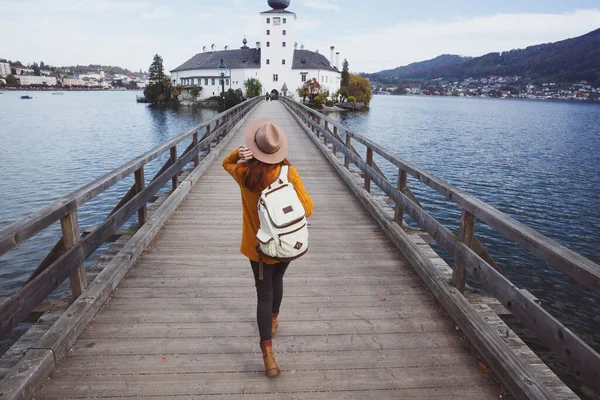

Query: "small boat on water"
<box><xmin>20</xmin><ymin>95</ymin><xmax>33</xmax><ymax>99</ymax></box>
<box><xmin>52</xmin><ymin>92</ymin><xmax>64</xmax><ymax>95</ymax></box>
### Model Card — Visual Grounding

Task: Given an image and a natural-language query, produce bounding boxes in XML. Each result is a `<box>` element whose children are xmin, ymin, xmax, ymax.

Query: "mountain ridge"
<box><xmin>366</xmin><ymin>28</ymin><xmax>600</xmax><ymax>85</ymax></box>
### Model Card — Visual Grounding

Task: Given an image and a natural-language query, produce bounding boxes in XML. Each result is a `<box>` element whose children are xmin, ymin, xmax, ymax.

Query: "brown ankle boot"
<box><xmin>260</xmin><ymin>340</ymin><xmax>280</xmax><ymax>377</ymax></box>
<box><xmin>272</xmin><ymin>313</ymin><xmax>279</xmax><ymax>336</ymax></box>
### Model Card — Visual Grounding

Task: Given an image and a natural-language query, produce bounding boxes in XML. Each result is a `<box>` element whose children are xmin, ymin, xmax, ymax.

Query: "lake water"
<box><xmin>0</xmin><ymin>91</ymin><xmax>218</xmax><ymax>296</ymax></box>
<box><xmin>0</xmin><ymin>92</ymin><xmax>598</xmax><ymax>398</ymax></box>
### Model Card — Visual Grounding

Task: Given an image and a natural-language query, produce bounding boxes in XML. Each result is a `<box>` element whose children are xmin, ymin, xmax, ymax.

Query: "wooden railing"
<box><xmin>0</xmin><ymin>96</ymin><xmax>262</xmax><ymax>339</ymax></box>
<box><xmin>282</xmin><ymin>97</ymin><xmax>600</xmax><ymax>397</ymax></box>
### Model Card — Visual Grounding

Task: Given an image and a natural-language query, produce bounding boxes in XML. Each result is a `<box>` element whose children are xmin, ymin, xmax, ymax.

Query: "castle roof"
<box><xmin>171</xmin><ymin>49</ymin><xmax>339</xmax><ymax>73</ymax></box>
<box><xmin>292</xmin><ymin>49</ymin><xmax>338</xmax><ymax>72</ymax></box>
<box><xmin>171</xmin><ymin>49</ymin><xmax>261</xmax><ymax>72</ymax></box>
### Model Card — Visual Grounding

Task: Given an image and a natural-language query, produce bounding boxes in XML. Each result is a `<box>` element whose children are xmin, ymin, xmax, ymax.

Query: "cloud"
<box><xmin>325</xmin><ymin>9</ymin><xmax>600</xmax><ymax>72</ymax></box>
<box><xmin>300</xmin><ymin>0</ymin><xmax>340</xmax><ymax>11</ymax></box>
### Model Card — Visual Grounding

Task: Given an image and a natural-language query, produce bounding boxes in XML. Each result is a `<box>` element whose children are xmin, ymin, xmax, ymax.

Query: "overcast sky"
<box><xmin>1</xmin><ymin>0</ymin><xmax>599</xmax><ymax>73</ymax></box>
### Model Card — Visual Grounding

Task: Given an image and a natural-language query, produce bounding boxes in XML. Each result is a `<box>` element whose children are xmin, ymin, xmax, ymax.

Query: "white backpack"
<box><xmin>256</xmin><ymin>165</ymin><xmax>308</xmax><ymax>278</ymax></box>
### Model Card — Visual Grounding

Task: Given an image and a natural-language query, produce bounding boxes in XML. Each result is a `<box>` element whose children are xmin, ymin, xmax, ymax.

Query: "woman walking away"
<box><xmin>265</xmin><ymin>92</ymin><xmax>270</xmax><ymax>102</ymax></box>
<box><xmin>222</xmin><ymin>119</ymin><xmax>314</xmax><ymax>377</ymax></box>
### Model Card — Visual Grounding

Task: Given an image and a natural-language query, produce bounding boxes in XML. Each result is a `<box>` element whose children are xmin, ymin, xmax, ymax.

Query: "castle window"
<box><xmin>266</xmin><ymin>18</ymin><xmax>270</xmax><ymax>23</ymax></box>
<box><xmin>283</xmin><ymin>30</ymin><xmax>286</xmax><ymax>35</ymax></box>
<box><xmin>266</xmin><ymin>59</ymin><xmax>270</xmax><ymax>65</ymax></box>
<box><xmin>301</xmin><ymin>73</ymin><xmax>307</xmax><ymax>82</ymax></box>
<box><xmin>226</xmin><ymin>79</ymin><xmax>229</xmax><ymax>85</ymax></box>
<box><xmin>283</xmin><ymin>18</ymin><xmax>286</xmax><ymax>24</ymax></box>
<box><xmin>282</xmin><ymin>42</ymin><xmax>286</xmax><ymax>47</ymax></box>
<box><xmin>282</xmin><ymin>59</ymin><xmax>286</xmax><ymax>65</ymax></box>
<box><xmin>266</xmin><ymin>30</ymin><xmax>270</xmax><ymax>35</ymax></box>
<box><xmin>273</xmin><ymin>17</ymin><xmax>281</xmax><ymax>25</ymax></box>
<box><xmin>273</xmin><ymin>74</ymin><xmax>279</xmax><ymax>82</ymax></box>
<box><xmin>267</xmin><ymin>41</ymin><xmax>270</xmax><ymax>47</ymax></box>
<box><xmin>211</xmin><ymin>78</ymin><xmax>215</xmax><ymax>85</ymax></box>
<box><xmin>204</xmin><ymin>78</ymin><xmax>208</xmax><ymax>85</ymax></box>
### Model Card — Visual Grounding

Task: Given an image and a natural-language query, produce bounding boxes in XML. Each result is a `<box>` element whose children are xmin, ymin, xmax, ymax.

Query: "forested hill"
<box><xmin>370</xmin><ymin>54</ymin><xmax>471</xmax><ymax>78</ymax></box>
<box><xmin>367</xmin><ymin>28</ymin><xmax>600</xmax><ymax>85</ymax></box>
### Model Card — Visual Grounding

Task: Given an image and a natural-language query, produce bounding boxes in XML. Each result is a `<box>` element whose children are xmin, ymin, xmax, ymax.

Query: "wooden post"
<box><xmin>364</xmin><ymin>148</ymin><xmax>373</xmax><ymax>192</ymax></box>
<box><xmin>170</xmin><ymin>146</ymin><xmax>178</xmax><ymax>190</ymax></box>
<box><xmin>332</xmin><ymin>126</ymin><xmax>338</xmax><ymax>155</ymax></box>
<box><xmin>323</xmin><ymin>120</ymin><xmax>328</xmax><ymax>146</ymax></box>
<box><xmin>452</xmin><ymin>209</ymin><xmax>476</xmax><ymax>293</ymax></box>
<box><xmin>344</xmin><ymin>134</ymin><xmax>351</xmax><ymax>169</ymax></box>
<box><xmin>206</xmin><ymin>125</ymin><xmax>211</xmax><ymax>152</ymax></box>
<box><xmin>192</xmin><ymin>131</ymin><xmax>199</xmax><ymax>167</ymax></box>
<box><xmin>61</xmin><ymin>210</ymin><xmax>86</xmax><ymax>299</ymax></box>
<box><xmin>215</xmin><ymin>119</ymin><xmax>221</xmax><ymax>144</ymax></box>
<box><xmin>394</xmin><ymin>169</ymin><xmax>407</xmax><ymax>225</ymax></box>
<box><xmin>134</xmin><ymin>167</ymin><xmax>148</xmax><ymax>226</ymax></box>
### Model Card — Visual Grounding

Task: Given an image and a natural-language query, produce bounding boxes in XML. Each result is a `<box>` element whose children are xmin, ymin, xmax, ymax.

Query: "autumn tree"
<box><xmin>296</xmin><ymin>85</ymin><xmax>309</xmax><ymax>104</ymax></box>
<box><xmin>305</xmin><ymin>78</ymin><xmax>321</xmax><ymax>102</ymax></box>
<box><xmin>346</xmin><ymin>73</ymin><xmax>372</xmax><ymax>106</ymax></box>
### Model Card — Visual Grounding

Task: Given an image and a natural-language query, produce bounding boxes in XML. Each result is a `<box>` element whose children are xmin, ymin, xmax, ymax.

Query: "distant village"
<box><xmin>373</xmin><ymin>75</ymin><xmax>600</xmax><ymax>101</ymax></box>
<box><xmin>0</xmin><ymin>60</ymin><xmax>149</xmax><ymax>89</ymax></box>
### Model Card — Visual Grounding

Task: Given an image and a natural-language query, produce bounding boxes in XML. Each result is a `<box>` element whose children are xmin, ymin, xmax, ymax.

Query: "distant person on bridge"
<box><xmin>265</xmin><ymin>92</ymin><xmax>270</xmax><ymax>102</ymax></box>
<box><xmin>222</xmin><ymin>119</ymin><xmax>314</xmax><ymax>377</ymax></box>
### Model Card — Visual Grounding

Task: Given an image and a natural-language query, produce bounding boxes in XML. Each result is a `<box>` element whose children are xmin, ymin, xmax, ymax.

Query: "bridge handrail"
<box><xmin>0</xmin><ymin>96</ymin><xmax>262</xmax><ymax>339</ymax></box>
<box><xmin>281</xmin><ymin>96</ymin><xmax>600</xmax><ymax>396</ymax></box>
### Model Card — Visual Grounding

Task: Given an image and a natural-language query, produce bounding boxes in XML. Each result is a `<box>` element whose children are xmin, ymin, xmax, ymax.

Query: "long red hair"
<box><xmin>242</xmin><ymin>158</ymin><xmax>291</xmax><ymax>192</ymax></box>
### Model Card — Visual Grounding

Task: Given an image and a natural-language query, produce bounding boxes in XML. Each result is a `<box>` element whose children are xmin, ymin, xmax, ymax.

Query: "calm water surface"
<box><xmin>1</xmin><ymin>92</ymin><xmax>599</xmax><ymax>397</ymax></box>
<box><xmin>0</xmin><ymin>91</ymin><xmax>217</xmax><ymax>296</ymax></box>
<box><xmin>328</xmin><ymin>95</ymin><xmax>600</xmax><ymax>399</ymax></box>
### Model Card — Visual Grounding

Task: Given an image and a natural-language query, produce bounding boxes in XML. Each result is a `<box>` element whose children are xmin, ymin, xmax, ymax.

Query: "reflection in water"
<box><xmin>326</xmin><ymin>95</ymin><xmax>600</xmax><ymax>399</ymax></box>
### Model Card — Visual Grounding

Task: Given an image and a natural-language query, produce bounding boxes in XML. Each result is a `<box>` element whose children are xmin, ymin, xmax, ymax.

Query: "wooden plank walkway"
<box><xmin>35</xmin><ymin>101</ymin><xmax>502</xmax><ymax>399</ymax></box>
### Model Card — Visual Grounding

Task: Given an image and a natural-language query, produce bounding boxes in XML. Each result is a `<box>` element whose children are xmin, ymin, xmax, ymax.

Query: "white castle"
<box><xmin>170</xmin><ymin>0</ymin><xmax>341</xmax><ymax>100</ymax></box>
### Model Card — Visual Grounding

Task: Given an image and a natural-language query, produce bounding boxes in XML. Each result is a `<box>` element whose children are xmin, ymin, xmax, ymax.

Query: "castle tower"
<box><xmin>260</xmin><ymin>0</ymin><xmax>296</xmax><ymax>92</ymax></box>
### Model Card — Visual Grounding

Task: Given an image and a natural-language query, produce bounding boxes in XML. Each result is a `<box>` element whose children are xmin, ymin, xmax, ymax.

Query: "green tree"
<box><xmin>5</xmin><ymin>74</ymin><xmax>18</xmax><ymax>86</ymax></box>
<box><xmin>244</xmin><ymin>78</ymin><xmax>263</xmax><ymax>98</ymax></box>
<box><xmin>341</xmin><ymin>59</ymin><xmax>350</xmax><ymax>88</ymax></box>
<box><xmin>32</xmin><ymin>62</ymin><xmax>40</xmax><ymax>76</ymax></box>
<box><xmin>143</xmin><ymin>54</ymin><xmax>175</xmax><ymax>105</ymax></box>
<box><xmin>148</xmin><ymin>54</ymin><xmax>165</xmax><ymax>82</ymax></box>
<box><xmin>222</xmin><ymin>88</ymin><xmax>245</xmax><ymax>110</ymax></box>
<box><xmin>190</xmin><ymin>85</ymin><xmax>202</xmax><ymax>100</ymax></box>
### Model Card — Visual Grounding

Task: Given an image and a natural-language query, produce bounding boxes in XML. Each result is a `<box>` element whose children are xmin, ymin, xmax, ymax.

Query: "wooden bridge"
<box><xmin>0</xmin><ymin>97</ymin><xmax>599</xmax><ymax>399</ymax></box>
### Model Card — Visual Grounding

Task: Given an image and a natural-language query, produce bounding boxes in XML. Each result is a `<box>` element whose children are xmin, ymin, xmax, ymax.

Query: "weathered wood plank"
<box><xmin>54</xmin><ymin>347</ymin><xmax>475</xmax><ymax>375</ymax></box>
<box><xmin>37</xmin><ymin>367</ymin><xmax>497</xmax><ymax>398</ymax></box>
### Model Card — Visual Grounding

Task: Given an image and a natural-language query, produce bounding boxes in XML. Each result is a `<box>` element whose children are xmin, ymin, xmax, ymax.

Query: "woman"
<box><xmin>222</xmin><ymin>118</ymin><xmax>314</xmax><ymax>377</ymax></box>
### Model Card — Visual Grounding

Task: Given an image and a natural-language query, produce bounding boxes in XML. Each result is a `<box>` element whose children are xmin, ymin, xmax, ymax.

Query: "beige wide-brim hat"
<box><xmin>245</xmin><ymin>118</ymin><xmax>288</xmax><ymax>164</ymax></box>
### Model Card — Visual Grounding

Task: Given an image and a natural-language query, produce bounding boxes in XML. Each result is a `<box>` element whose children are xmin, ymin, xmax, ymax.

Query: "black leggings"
<box><xmin>250</xmin><ymin>260</ymin><xmax>290</xmax><ymax>341</ymax></box>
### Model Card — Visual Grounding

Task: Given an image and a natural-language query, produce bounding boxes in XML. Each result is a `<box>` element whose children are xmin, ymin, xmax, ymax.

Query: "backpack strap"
<box><xmin>278</xmin><ymin>165</ymin><xmax>289</xmax><ymax>184</ymax></box>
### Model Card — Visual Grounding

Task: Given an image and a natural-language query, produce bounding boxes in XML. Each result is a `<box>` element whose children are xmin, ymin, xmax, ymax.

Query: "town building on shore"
<box><xmin>0</xmin><ymin>62</ymin><xmax>10</xmax><ymax>77</ymax></box>
<box><xmin>17</xmin><ymin>75</ymin><xmax>57</xmax><ymax>86</ymax></box>
<box><xmin>170</xmin><ymin>0</ymin><xmax>341</xmax><ymax>100</ymax></box>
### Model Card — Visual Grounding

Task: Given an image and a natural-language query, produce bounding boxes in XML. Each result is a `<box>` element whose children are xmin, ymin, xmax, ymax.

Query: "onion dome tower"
<box><xmin>268</xmin><ymin>0</ymin><xmax>290</xmax><ymax>9</ymax></box>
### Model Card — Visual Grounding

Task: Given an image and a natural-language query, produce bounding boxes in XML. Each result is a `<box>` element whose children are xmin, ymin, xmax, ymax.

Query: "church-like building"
<box><xmin>170</xmin><ymin>0</ymin><xmax>341</xmax><ymax>100</ymax></box>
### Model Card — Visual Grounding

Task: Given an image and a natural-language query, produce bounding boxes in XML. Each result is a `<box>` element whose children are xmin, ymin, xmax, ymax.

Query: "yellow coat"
<box><xmin>222</xmin><ymin>149</ymin><xmax>314</xmax><ymax>264</ymax></box>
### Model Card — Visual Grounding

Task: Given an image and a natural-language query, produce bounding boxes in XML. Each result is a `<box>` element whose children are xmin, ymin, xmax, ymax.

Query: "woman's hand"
<box><xmin>238</xmin><ymin>146</ymin><xmax>254</xmax><ymax>161</ymax></box>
